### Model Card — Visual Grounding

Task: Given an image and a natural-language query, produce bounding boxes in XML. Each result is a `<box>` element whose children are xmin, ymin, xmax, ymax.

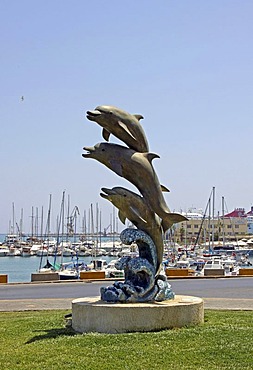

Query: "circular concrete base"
<box><xmin>72</xmin><ymin>295</ymin><xmax>204</xmax><ymax>334</ymax></box>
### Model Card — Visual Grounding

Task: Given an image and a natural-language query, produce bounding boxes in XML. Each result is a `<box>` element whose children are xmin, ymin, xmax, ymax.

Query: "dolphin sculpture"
<box><xmin>86</xmin><ymin>105</ymin><xmax>149</xmax><ymax>152</ymax></box>
<box><xmin>82</xmin><ymin>142</ymin><xmax>187</xmax><ymax>231</ymax></box>
<box><xmin>100</xmin><ymin>186</ymin><xmax>164</xmax><ymax>274</ymax></box>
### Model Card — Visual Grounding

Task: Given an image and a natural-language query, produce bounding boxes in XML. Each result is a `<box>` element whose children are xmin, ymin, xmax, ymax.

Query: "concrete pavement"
<box><xmin>0</xmin><ymin>296</ymin><xmax>253</xmax><ymax>311</ymax></box>
<box><xmin>0</xmin><ymin>297</ymin><xmax>73</xmax><ymax>311</ymax></box>
<box><xmin>1</xmin><ymin>276</ymin><xmax>253</xmax><ymax>311</ymax></box>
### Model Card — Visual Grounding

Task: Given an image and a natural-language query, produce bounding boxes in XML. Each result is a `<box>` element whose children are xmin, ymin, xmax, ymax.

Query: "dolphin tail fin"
<box><xmin>161</xmin><ymin>213</ymin><xmax>188</xmax><ymax>232</ymax></box>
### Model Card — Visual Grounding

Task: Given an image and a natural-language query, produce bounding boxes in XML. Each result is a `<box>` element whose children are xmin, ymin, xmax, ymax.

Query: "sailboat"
<box><xmin>38</xmin><ymin>194</ymin><xmax>61</xmax><ymax>274</ymax></box>
<box><xmin>57</xmin><ymin>195</ymin><xmax>90</xmax><ymax>280</ymax></box>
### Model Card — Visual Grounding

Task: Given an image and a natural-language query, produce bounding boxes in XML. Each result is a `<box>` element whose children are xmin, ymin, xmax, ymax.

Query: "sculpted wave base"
<box><xmin>72</xmin><ymin>295</ymin><xmax>204</xmax><ymax>334</ymax></box>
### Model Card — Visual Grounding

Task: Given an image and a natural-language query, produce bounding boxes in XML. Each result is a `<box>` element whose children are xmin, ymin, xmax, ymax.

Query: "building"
<box><xmin>247</xmin><ymin>207</ymin><xmax>253</xmax><ymax>234</ymax></box>
<box><xmin>172</xmin><ymin>208</ymin><xmax>248</xmax><ymax>244</ymax></box>
<box><xmin>224</xmin><ymin>207</ymin><xmax>253</xmax><ymax>235</ymax></box>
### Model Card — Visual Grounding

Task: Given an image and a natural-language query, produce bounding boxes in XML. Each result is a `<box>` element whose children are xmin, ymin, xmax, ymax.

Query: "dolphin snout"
<box><xmin>86</xmin><ymin>110</ymin><xmax>101</xmax><ymax>121</ymax></box>
<box><xmin>82</xmin><ymin>146</ymin><xmax>95</xmax><ymax>158</ymax></box>
<box><xmin>101</xmin><ymin>187</ymin><xmax>116</xmax><ymax>195</ymax></box>
<box><xmin>100</xmin><ymin>192</ymin><xmax>108</xmax><ymax>200</ymax></box>
<box><xmin>100</xmin><ymin>187</ymin><xmax>115</xmax><ymax>199</ymax></box>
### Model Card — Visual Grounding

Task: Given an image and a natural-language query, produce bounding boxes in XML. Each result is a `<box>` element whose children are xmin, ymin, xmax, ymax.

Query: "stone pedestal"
<box><xmin>72</xmin><ymin>295</ymin><xmax>204</xmax><ymax>334</ymax></box>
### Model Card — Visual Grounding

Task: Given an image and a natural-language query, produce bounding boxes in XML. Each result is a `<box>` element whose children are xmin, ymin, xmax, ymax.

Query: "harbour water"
<box><xmin>0</xmin><ymin>255</ymin><xmax>116</xmax><ymax>283</ymax></box>
<box><xmin>0</xmin><ymin>234</ymin><xmax>119</xmax><ymax>283</ymax></box>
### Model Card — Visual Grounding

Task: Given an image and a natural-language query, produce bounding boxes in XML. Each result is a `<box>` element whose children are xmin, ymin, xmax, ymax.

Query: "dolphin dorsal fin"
<box><xmin>118</xmin><ymin>121</ymin><xmax>136</xmax><ymax>139</ymax></box>
<box><xmin>133</xmin><ymin>114</ymin><xmax>144</xmax><ymax>121</ymax></box>
<box><xmin>161</xmin><ymin>184</ymin><xmax>170</xmax><ymax>192</ymax></box>
<box><xmin>102</xmin><ymin>128</ymin><xmax>110</xmax><ymax>141</ymax></box>
<box><xmin>146</xmin><ymin>153</ymin><xmax>160</xmax><ymax>162</ymax></box>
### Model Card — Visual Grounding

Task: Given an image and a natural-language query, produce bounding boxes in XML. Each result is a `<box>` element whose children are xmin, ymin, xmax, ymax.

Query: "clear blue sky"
<box><xmin>1</xmin><ymin>0</ymin><xmax>253</xmax><ymax>233</ymax></box>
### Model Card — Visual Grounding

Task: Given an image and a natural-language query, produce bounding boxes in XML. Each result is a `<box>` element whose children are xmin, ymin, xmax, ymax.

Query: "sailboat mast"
<box><xmin>66</xmin><ymin>194</ymin><xmax>70</xmax><ymax>242</ymax></box>
<box><xmin>83</xmin><ymin>210</ymin><xmax>87</xmax><ymax>237</ymax></box>
<box><xmin>54</xmin><ymin>191</ymin><xmax>65</xmax><ymax>266</ymax></box>
<box><xmin>12</xmin><ymin>202</ymin><xmax>15</xmax><ymax>234</ymax></box>
<box><xmin>48</xmin><ymin>194</ymin><xmax>52</xmax><ymax>236</ymax></box>
<box><xmin>40</xmin><ymin>207</ymin><xmax>44</xmax><ymax>240</ymax></box>
<box><xmin>31</xmin><ymin>206</ymin><xmax>34</xmax><ymax>238</ymax></box>
<box><xmin>112</xmin><ymin>206</ymin><xmax>116</xmax><ymax>248</ymax></box>
<box><xmin>96</xmin><ymin>203</ymin><xmax>99</xmax><ymax>249</ymax></box>
<box><xmin>61</xmin><ymin>191</ymin><xmax>65</xmax><ymax>265</ymax></box>
<box><xmin>222</xmin><ymin>196</ymin><xmax>225</xmax><ymax>248</ymax></box>
<box><xmin>90</xmin><ymin>203</ymin><xmax>96</xmax><ymax>264</ymax></box>
<box><xmin>208</xmin><ymin>197</ymin><xmax>211</xmax><ymax>253</ymax></box>
<box><xmin>212</xmin><ymin>186</ymin><xmax>215</xmax><ymax>250</ymax></box>
<box><xmin>20</xmin><ymin>208</ymin><xmax>23</xmax><ymax>241</ymax></box>
<box><xmin>99</xmin><ymin>209</ymin><xmax>102</xmax><ymax>248</ymax></box>
<box><xmin>35</xmin><ymin>207</ymin><xmax>39</xmax><ymax>239</ymax></box>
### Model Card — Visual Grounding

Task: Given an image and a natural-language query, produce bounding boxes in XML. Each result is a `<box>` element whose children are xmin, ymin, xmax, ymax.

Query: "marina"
<box><xmin>0</xmin><ymin>234</ymin><xmax>125</xmax><ymax>283</ymax></box>
<box><xmin>0</xmin><ymin>254</ymin><xmax>120</xmax><ymax>283</ymax></box>
<box><xmin>0</xmin><ymin>233</ymin><xmax>252</xmax><ymax>283</ymax></box>
<box><xmin>1</xmin><ymin>186</ymin><xmax>253</xmax><ymax>285</ymax></box>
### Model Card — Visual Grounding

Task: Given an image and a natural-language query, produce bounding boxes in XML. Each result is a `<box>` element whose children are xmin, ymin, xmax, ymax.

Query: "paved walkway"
<box><xmin>203</xmin><ymin>297</ymin><xmax>253</xmax><ymax>310</ymax></box>
<box><xmin>0</xmin><ymin>297</ymin><xmax>252</xmax><ymax>311</ymax></box>
<box><xmin>0</xmin><ymin>298</ymin><xmax>74</xmax><ymax>311</ymax></box>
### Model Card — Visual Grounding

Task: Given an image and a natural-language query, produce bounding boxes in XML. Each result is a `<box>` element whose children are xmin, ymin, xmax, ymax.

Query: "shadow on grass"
<box><xmin>26</xmin><ymin>326</ymin><xmax>78</xmax><ymax>344</ymax></box>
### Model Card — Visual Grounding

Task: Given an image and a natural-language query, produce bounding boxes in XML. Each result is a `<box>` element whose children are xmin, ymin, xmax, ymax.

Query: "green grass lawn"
<box><xmin>0</xmin><ymin>310</ymin><xmax>252</xmax><ymax>370</ymax></box>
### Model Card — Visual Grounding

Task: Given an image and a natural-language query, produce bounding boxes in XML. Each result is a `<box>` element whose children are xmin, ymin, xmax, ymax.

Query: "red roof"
<box><xmin>224</xmin><ymin>208</ymin><xmax>246</xmax><ymax>218</ymax></box>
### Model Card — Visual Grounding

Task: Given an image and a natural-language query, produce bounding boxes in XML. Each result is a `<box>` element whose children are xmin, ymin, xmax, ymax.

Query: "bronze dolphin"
<box><xmin>82</xmin><ymin>142</ymin><xmax>187</xmax><ymax>231</ymax></box>
<box><xmin>86</xmin><ymin>105</ymin><xmax>149</xmax><ymax>152</ymax></box>
<box><xmin>100</xmin><ymin>186</ymin><xmax>164</xmax><ymax>274</ymax></box>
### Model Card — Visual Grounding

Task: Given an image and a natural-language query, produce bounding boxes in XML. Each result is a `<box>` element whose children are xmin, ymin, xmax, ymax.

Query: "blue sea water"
<box><xmin>0</xmin><ymin>255</ymin><xmax>116</xmax><ymax>283</ymax></box>
<box><xmin>0</xmin><ymin>234</ymin><xmax>118</xmax><ymax>283</ymax></box>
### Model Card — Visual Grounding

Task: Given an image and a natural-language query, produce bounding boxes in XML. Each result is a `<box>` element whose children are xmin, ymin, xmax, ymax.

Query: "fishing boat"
<box><xmin>58</xmin><ymin>261</ymin><xmax>90</xmax><ymax>280</ymax></box>
<box><xmin>88</xmin><ymin>258</ymin><xmax>108</xmax><ymax>270</ymax></box>
<box><xmin>203</xmin><ymin>257</ymin><xmax>225</xmax><ymax>276</ymax></box>
<box><xmin>0</xmin><ymin>246</ymin><xmax>9</xmax><ymax>256</ymax></box>
<box><xmin>4</xmin><ymin>234</ymin><xmax>21</xmax><ymax>246</ymax></box>
<box><xmin>104</xmin><ymin>259</ymin><xmax>124</xmax><ymax>278</ymax></box>
<box><xmin>21</xmin><ymin>246</ymin><xmax>32</xmax><ymax>257</ymax></box>
<box><xmin>7</xmin><ymin>245</ymin><xmax>21</xmax><ymax>256</ymax></box>
<box><xmin>58</xmin><ymin>263</ymin><xmax>79</xmax><ymax>280</ymax></box>
<box><xmin>221</xmin><ymin>256</ymin><xmax>240</xmax><ymax>275</ymax></box>
<box><xmin>36</xmin><ymin>248</ymin><xmax>48</xmax><ymax>257</ymax></box>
